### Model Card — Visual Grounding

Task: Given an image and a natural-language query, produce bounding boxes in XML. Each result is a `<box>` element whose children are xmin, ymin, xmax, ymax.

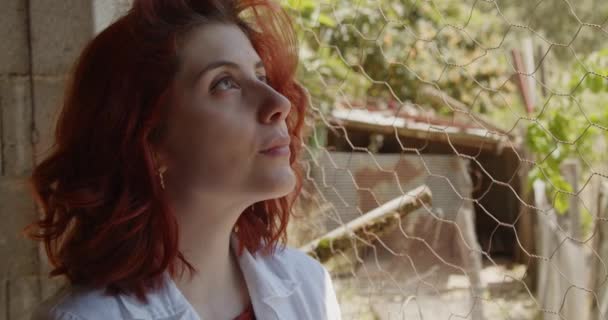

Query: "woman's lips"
<box><xmin>259</xmin><ymin>145</ymin><xmax>290</xmax><ymax>156</ymax></box>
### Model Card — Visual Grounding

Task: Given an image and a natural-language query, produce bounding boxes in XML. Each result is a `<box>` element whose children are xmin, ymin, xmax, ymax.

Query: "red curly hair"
<box><xmin>22</xmin><ymin>0</ymin><xmax>308</xmax><ymax>303</ymax></box>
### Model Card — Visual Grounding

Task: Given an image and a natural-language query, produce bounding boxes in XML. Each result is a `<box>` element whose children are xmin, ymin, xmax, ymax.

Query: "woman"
<box><xmin>24</xmin><ymin>0</ymin><xmax>341</xmax><ymax>319</ymax></box>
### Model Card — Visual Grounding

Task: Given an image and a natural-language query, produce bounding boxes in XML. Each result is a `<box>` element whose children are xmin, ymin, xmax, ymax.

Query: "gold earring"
<box><xmin>158</xmin><ymin>166</ymin><xmax>167</xmax><ymax>190</ymax></box>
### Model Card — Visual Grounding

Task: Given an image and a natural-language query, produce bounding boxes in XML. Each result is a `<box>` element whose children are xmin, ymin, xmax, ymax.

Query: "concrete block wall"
<box><xmin>0</xmin><ymin>1</ymin><xmax>131</xmax><ymax>319</ymax></box>
<box><xmin>1</xmin><ymin>1</ymin><xmax>40</xmax><ymax>319</ymax></box>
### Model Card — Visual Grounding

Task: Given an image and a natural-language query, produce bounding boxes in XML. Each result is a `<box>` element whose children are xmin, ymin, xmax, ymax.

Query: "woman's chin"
<box><xmin>255</xmin><ymin>169</ymin><xmax>296</xmax><ymax>199</ymax></box>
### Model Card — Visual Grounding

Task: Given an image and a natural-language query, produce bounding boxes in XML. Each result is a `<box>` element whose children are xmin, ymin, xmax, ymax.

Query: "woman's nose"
<box><xmin>257</xmin><ymin>80</ymin><xmax>292</xmax><ymax>124</ymax></box>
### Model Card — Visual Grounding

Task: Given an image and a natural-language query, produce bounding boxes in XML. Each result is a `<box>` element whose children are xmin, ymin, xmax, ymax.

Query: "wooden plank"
<box><xmin>300</xmin><ymin>185</ymin><xmax>432</xmax><ymax>262</ymax></box>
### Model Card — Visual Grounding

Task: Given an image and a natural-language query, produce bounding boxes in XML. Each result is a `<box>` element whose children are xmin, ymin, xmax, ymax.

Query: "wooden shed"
<box><xmin>302</xmin><ymin>99</ymin><xmax>533</xmax><ymax>281</ymax></box>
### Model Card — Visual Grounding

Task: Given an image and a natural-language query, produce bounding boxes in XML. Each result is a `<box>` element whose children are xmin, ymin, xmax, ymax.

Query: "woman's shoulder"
<box><xmin>30</xmin><ymin>275</ymin><xmax>193</xmax><ymax>320</ymax></box>
<box><xmin>30</xmin><ymin>284</ymin><xmax>121</xmax><ymax>320</ymax></box>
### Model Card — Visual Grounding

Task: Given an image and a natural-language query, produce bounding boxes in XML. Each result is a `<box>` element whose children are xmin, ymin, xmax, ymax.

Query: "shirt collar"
<box><xmin>230</xmin><ymin>232</ymin><xmax>302</xmax><ymax>319</ymax></box>
<box><xmin>230</xmin><ymin>231</ymin><xmax>300</xmax><ymax>298</ymax></box>
<box><xmin>117</xmin><ymin>231</ymin><xmax>301</xmax><ymax>319</ymax></box>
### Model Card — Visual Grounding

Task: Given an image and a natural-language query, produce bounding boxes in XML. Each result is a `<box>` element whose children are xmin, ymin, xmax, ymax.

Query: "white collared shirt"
<box><xmin>31</xmin><ymin>232</ymin><xmax>342</xmax><ymax>319</ymax></box>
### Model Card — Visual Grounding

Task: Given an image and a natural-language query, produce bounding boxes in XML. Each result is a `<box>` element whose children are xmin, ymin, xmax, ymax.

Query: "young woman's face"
<box><xmin>159</xmin><ymin>22</ymin><xmax>296</xmax><ymax>204</ymax></box>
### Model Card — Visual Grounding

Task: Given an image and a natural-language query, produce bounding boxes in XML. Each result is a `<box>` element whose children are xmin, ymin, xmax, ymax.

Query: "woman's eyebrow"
<box><xmin>195</xmin><ymin>59</ymin><xmax>265</xmax><ymax>82</ymax></box>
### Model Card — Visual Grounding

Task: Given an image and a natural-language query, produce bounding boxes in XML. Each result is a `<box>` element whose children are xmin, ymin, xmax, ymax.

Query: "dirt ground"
<box><xmin>321</xmin><ymin>219</ymin><xmax>540</xmax><ymax>320</ymax></box>
<box><xmin>332</xmin><ymin>258</ymin><xmax>538</xmax><ymax>320</ymax></box>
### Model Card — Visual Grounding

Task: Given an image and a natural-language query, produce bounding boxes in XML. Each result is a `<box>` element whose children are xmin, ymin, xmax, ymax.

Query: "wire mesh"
<box><xmin>283</xmin><ymin>0</ymin><xmax>608</xmax><ymax>319</ymax></box>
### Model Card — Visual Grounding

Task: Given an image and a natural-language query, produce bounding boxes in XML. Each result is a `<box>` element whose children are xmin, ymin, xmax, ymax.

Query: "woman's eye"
<box><xmin>212</xmin><ymin>76</ymin><xmax>238</xmax><ymax>91</ymax></box>
<box><xmin>211</xmin><ymin>74</ymin><xmax>268</xmax><ymax>93</ymax></box>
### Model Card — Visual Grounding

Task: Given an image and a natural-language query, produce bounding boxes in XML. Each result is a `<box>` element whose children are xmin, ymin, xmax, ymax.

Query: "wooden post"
<box><xmin>593</xmin><ymin>182</ymin><xmax>608</xmax><ymax>320</ymax></box>
<box><xmin>560</xmin><ymin>158</ymin><xmax>581</xmax><ymax>240</ymax></box>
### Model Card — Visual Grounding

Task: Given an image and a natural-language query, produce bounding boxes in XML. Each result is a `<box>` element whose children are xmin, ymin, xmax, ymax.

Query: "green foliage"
<box><xmin>494</xmin><ymin>0</ymin><xmax>608</xmax><ymax>60</ymax></box>
<box><xmin>569</xmin><ymin>48</ymin><xmax>608</xmax><ymax>95</ymax></box>
<box><xmin>525</xmin><ymin>48</ymin><xmax>608</xmax><ymax>215</ymax></box>
<box><xmin>282</xmin><ymin>0</ymin><xmax>517</xmax><ymax>119</ymax></box>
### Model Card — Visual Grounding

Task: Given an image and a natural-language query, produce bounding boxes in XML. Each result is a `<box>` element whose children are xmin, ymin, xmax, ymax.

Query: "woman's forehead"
<box><xmin>177</xmin><ymin>23</ymin><xmax>262</xmax><ymax>79</ymax></box>
<box><xmin>181</xmin><ymin>23</ymin><xmax>258</xmax><ymax>66</ymax></box>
